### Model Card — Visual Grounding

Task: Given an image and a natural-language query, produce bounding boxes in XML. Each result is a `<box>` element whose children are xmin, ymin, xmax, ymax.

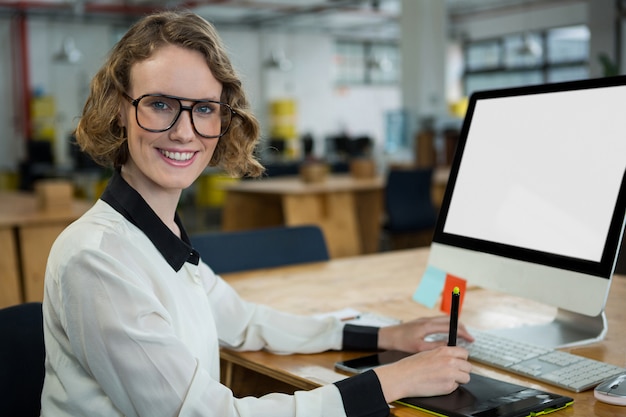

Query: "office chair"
<box><xmin>19</xmin><ymin>140</ymin><xmax>55</xmax><ymax>190</ymax></box>
<box><xmin>326</xmin><ymin>134</ymin><xmax>351</xmax><ymax>161</ymax></box>
<box><xmin>0</xmin><ymin>302</ymin><xmax>45</xmax><ymax>417</ymax></box>
<box><xmin>262</xmin><ymin>162</ymin><xmax>300</xmax><ymax>177</ymax></box>
<box><xmin>190</xmin><ymin>225</ymin><xmax>330</xmax><ymax>274</ymax></box>
<box><xmin>349</xmin><ymin>136</ymin><xmax>373</xmax><ymax>158</ymax></box>
<box><xmin>383</xmin><ymin>167</ymin><xmax>438</xmax><ymax>250</ymax></box>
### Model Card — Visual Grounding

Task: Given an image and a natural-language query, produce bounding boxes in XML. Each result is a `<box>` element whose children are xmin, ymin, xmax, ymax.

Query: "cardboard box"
<box><xmin>35</xmin><ymin>179</ymin><xmax>73</xmax><ymax>211</ymax></box>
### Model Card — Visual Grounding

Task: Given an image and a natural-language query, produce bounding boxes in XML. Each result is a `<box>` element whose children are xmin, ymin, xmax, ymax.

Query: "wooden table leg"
<box><xmin>354</xmin><ymin>189</ymin><xmax>383</xmax><ymax>254</ymax></box>
<box><xmin>19</xmin><ymin>224</ymin><xmax>68</xmax><ymax>302</ymax></box>
<box><xmin>0</xmin><ymin>227</ymin><xmax>23</xmax><ymax>307</ymax></box>
<box><xmin>281</xmin><ymin>192</ymin><xmax>361</xmax><ymax>258</ymax></box>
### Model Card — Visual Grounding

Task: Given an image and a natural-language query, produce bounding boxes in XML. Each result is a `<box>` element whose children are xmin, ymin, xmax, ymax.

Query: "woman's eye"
<box><xmin>142</xmin><ymin>97</ymin><xmax>176</xmax><ymax>112</ymax></box>
<box><xmin>151</xmin><ymin>101</ymin><xmax>170</xmax><ymax>111</ymax></box>
<box><xmin>195</xmin><ymin>103</ymin><xmax>217</xmax><ymax>116</ymax></box>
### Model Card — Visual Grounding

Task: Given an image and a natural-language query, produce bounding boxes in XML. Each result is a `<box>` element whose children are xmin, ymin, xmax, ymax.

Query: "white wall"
<box><xmin>28</xmin><ymin>19</ymin><xmax>113</xmax><ymax>168</ymax></box>
<box><xmin>215</xmin><ymin>28</ymin><xmax>263</xmax><ymax>125</ymax></box>
<box><xmin>0</xmin><ymin>18</ymin><xmax>400</xmax><ymax>172</ymax></box>
<box><xmin>0</xmin><ymin>18</ymin><xmax>21</xmax><ymax>172</ymax></box>
<box><xmin>218</xmin><ymin>28</ymin><xmax>399</xmax><ymax>160</ymax></box>
<box><xmin>0</xmin><ymin>17</ymin><xmax>117</xmax><ymax>173</ymax></box>
<box><xmin>0</xmin><ymin>1</ymin><xmax>616</xmax><ymax>174</ymax></box>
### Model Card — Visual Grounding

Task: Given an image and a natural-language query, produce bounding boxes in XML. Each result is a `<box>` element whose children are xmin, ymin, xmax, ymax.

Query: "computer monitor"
<box><xmin>427</xmin><ymin>75</ymin><xmax>626</xmax><ymax>348</ymax></box>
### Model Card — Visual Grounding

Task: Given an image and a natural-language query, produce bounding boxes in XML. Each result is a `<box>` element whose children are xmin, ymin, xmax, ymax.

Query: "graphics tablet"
<box><xmin>397</xmin><ymin>373</ymin><xmax>573</xmax><ymax>417</ymax></box>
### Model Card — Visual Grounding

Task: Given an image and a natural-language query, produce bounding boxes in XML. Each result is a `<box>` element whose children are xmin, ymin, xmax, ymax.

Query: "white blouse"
<box><xmin>41</xmin><ymin>198</ymin><xmax>353</xmax><ymax>417</ymax></box>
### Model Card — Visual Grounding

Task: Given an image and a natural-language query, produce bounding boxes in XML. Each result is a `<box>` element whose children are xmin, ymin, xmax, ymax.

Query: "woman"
<box><xmin>41</xmin><ymin>10</ymin><xmax>473</xmax><ymax>417</ymax></box>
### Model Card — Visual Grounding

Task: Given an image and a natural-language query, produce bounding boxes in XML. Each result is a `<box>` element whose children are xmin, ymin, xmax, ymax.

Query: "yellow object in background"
<box><xmin>269</xmin><ymin>99</ymin><xmax>297</xmax><ymax>140</ymax></box>
<box><xmin>0</xmin><ymin>171</ymin><xmax>18</xmax><ymax>190</ymax></box>
<box><xmin>31</xmin><ymin>95</ymin><xmax>57</xmax><ymax>141</ymax></box>
<box><xmin>94</xmin><ymin>179</ymin><xmax>109</xmax><ymax>200</ymax></box>
<box><xmin>196</xmin><ymin>172</ymin><xmax>239</xmax><ymax>207</ymax></box>
<box><xmin>448</xmin><ymin>97</ymin><xmax>468</xmax><ymax>119</ymax></box>
<box><xmin>269</xmin><ymin>99</ymin><xmax>299</xmax><ymax>159</ymax></box>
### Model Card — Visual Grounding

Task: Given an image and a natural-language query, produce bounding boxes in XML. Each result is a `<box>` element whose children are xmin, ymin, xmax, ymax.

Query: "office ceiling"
<box><xmin>0</xmin><ymin>0</ymin><xmax>575</xmax><ymax>40</ymax></box>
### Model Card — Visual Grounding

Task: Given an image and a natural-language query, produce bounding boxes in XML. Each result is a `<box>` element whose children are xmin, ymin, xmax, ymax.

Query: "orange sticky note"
<box><xmin>440</xmin><ymin>274</ymin><xmax>467</xmax><ymax>315</ymax></box>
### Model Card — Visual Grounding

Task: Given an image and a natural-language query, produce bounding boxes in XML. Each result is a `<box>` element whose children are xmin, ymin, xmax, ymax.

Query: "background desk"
<box><xmin>0</xmin><ymin>191</ymin><xmax>91</xmax><ymax>306</ymax></box>
<box><xmin>220</xmin><ymin>248</ymin><xmax>626</xmax><ymax>417</ymax></box>
<box><xmin>221</xmin><ymin>175</ymin><xmax>384</xmax><ymax>258</ymax></box>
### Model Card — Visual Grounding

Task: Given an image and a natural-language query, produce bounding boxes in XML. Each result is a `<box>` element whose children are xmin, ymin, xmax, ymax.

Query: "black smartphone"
<box><xmin>334</xmin><ymin>350</ymin><xmax>411</xmax><ymax>374</ymax></box>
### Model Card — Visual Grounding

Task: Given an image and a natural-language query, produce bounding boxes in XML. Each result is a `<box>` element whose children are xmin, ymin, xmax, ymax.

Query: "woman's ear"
<box><xmin>118</xmin><ymin>108</ymin><xmax>127</xmax><ymax>129</ymax></box>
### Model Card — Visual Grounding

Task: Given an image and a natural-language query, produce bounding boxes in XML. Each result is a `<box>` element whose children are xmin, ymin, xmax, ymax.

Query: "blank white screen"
<box><xmin>444</xmin><ymin>86</ymin><xmax>626</xmax><ymax>262</ymax></box>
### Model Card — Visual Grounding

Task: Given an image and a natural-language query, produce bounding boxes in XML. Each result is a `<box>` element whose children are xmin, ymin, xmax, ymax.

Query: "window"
<box><xmin>463</xmin><ymin>25</ymin><xmax>589</xmax><ymax>96</ymax></box>
<box><xmin>334</xmin><ymin>41</ymin><xmax>400</xmax><ymax>85</ymax></box>
<box><xmin>547</xmin><ymin>26</ymin><xmax>589</xmax><ymax>63</ymax></box>
<box><xmin>466</xmin><ymin>40</ymin><xmax>501</xmax><ymax>71</ymax></box>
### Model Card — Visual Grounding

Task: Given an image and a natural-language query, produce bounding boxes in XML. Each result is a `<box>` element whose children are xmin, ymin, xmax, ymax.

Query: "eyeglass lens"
<box><xmin>135</xmin><ymin>95</ymin><xmax>231</xmax><ymax>138</ymax></box>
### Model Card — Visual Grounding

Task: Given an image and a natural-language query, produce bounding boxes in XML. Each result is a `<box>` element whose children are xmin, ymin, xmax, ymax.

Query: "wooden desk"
<box><xmin>431</xmin><ymin>166</ymin><xmax>449</xmax><ymax>208</ymax></box>
<box><xmin>220</xmin><ymin>248</ymin><xmax>626</xmax><ymax>417</ymax></box>
<box><xmin>221</xmin><ymin>174</ymin><xmax>384</xmax><ymax>258</ymax></box>
<box><xmin>0</xmin><ymin>191</ymin><xmax>91</xmax><ymax>306</ymax></box>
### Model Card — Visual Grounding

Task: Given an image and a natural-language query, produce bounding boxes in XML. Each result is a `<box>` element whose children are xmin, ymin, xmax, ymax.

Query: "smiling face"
<box><xmin>119</xmin><ymin>44</ymin><xmax>222</xmax><ymax>199</ymax></box>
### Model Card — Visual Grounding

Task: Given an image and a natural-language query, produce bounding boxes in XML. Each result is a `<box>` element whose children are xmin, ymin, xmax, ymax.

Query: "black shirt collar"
<box><xmin>100</xmin><ymin>169</ymin><xmax>200</xmax><ymax>271</ymax></box>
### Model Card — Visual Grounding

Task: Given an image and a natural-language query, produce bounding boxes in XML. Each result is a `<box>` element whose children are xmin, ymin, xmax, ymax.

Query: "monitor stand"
<box><xmin>487</xmin><ymin>308</ymin><xmax>607</xmax><ymax>349</ymax></box>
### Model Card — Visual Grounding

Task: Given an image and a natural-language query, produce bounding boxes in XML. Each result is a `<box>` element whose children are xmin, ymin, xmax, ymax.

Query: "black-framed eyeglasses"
<box><xmin>123</xmin><ymin>93</ymin><xmax>236</xmax><ymax>139</ymax></box>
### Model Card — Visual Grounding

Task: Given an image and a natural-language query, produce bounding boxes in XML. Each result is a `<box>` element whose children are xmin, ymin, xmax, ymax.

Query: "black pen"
<box><xmin>448</xmin><ymin>286</ymin><xmax>460</xmax><ymax>346</ymax></box>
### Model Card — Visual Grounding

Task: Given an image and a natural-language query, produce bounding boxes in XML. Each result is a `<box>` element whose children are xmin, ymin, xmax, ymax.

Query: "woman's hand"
<box><xmin>377</xmin><ymin>315</ymin><xmax>475</xmax><ymax>353</ymax></box>
<box><xmin>374</xmin><ymin>345</ymin><xmax>472</xmax><ymax>401</ymax></box>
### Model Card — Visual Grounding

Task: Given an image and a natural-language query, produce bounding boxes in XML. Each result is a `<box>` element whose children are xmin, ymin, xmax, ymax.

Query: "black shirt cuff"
<box><xmin>334</xmin><ymin>369</ymin><xmax>389</xmax><ymax>417</ymax></box>
<box><xmin>342</xmin><ymin>324</ymin><xmax>379</xmax><ymax>350</ymax></box>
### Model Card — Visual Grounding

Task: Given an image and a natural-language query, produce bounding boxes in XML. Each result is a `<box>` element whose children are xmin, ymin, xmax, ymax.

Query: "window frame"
<box><xmin>334</xmin><ymin>40</ymin><xmax>400</xmax><ymax>86</ymax></box>
<box><xmin>462</xmin><ymin>25</ymin><xmax>589</xmax><ymax>96</ymax></box>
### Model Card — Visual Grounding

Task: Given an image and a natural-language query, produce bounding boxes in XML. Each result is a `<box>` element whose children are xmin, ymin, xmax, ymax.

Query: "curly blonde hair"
<box><xmin>75</xmin><ymin>9</ymin><xmax>264</xmax><ymax>178</ymax></box>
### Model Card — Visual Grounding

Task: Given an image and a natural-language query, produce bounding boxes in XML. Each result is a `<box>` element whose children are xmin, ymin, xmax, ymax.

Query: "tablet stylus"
<box><xmin>448</xmin><ymin>286</ymin><xmax>460</xmax><ymax>346</ymax></box>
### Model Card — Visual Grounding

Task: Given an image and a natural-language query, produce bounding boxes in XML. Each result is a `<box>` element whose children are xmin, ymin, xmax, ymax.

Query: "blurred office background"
<box><xmin>0</xmin><ymin>0</ymin><xmax>622</xmax><ymax>232</ymax></box>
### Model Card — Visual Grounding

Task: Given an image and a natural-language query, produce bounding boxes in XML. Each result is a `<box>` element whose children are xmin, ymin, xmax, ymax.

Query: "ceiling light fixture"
<box><xmin>53</xmin><ymin>37</ymin><xmax>82</xmax><ymax>64</ymax></box>
<box><xmin>517</xmin><ymin>33</ymin><xmax>542</xmax><ymax>57</ymax></box>
<box><xmin>265</xmin><ymin>50</ymin><xmax>292</xmax><ymax>71</ymax></box>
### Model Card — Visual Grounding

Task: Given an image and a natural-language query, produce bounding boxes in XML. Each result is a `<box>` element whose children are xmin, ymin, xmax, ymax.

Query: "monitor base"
<box><xmin>487</xmin><ymin>308</ymin><xmax>607</xmax><ymax>349</ymax></box>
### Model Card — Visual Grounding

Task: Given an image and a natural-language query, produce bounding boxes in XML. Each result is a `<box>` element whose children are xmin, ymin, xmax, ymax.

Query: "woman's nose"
<box><xmin>170</xmin><ymin>108</ymin><xmax>196</xmax><ymax>141</ymax></box>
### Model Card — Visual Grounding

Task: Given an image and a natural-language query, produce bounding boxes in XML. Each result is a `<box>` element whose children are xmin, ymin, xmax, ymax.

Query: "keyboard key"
<box><xmin>466</xmin><ymin>330</ymin><xmax>626</xmax><ymax>392</ymax></box>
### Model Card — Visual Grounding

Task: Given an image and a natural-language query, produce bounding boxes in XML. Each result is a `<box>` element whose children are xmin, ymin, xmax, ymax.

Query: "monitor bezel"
<box><xmin>433</xmin><ymin>75</ymin><xmax>626</xmax><ymax>280</ymax></box>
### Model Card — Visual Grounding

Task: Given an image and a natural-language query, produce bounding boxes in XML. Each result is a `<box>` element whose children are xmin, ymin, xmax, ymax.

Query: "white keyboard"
<box><xmin>467</xmin><ymin>330</ymin><xmax>625</xmax><ymax>392</ymax></box>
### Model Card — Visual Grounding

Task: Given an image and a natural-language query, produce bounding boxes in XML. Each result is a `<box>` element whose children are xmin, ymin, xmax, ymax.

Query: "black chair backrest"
<box><xmin>385</xmin><ymin>167</ymin><xmax>438</xmax><ymax>232</ymax></box>
<box><xmin>0</xmin><ymin>302</ymin><xmax>45</xmax><ymax>417</ymax></box>
<box><xmin>191</xmin><ymin>225</ymin><xmax>329</xmax><ymax>274</ymax></box>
